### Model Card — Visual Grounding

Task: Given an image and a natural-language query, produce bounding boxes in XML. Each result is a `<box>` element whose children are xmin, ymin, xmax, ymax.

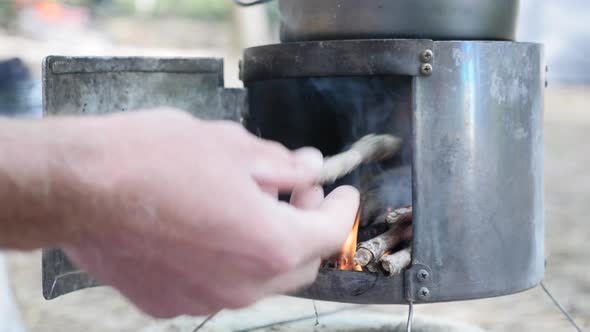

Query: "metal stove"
<box><xmin>43</xmin><ymin>0</ymin><xmax>545</xmax><ymax>307</ymax></box>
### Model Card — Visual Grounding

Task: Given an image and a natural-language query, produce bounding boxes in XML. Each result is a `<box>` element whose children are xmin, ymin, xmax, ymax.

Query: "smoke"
<box><xmin>307</xmin><ymin>76</ymin><xmax>414</xmax><ymax>226</ymax></box>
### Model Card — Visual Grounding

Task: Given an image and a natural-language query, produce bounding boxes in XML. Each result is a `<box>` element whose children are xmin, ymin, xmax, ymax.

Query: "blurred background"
<box><xmin>0</xmin><ymin>0</ymin><xmax>278</xmax><ymax>107</ymax></box>
<box><xmin>0</xmin><ymin>0</ymin><xmax>589</xmax><ymax>331</ymax></box>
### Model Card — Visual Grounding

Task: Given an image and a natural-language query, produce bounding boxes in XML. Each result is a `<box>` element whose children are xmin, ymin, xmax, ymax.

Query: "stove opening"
<box><xmin>248</xmin><ymin>76</ymin><xmax>414</xmax><ymax>278</ymax></box>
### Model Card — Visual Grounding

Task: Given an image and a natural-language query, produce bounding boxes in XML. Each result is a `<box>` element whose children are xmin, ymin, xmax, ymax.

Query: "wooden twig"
<box><xmin>317</xmin><ymin>134</ymin><xmax>402</xmax><ymax>185</ymax></box>
<box><xmin>354</xmin><ymin>224</ymin><xmax>413</xmax><ymax>267</ymax></box>
<box><xmin>380</xmin><ymin>248</ymin><xmax>412</xmax><ymax>277</ymax></box>
<box><xmin>372</xmin><ymin>206</ymin><xmax>413</xmax><ymax>225</ymax></box>
<box><xmin>354</xmin><ymin>248</ymin><xmax>374</xmax><ymax>268</ymax></box>
<box><xmin>385</xmin><ymin>206</ymin><xmax>413</xmax><ymax>225</ymax></box>
<box><xmin>364</xmin><ymin>261</ymin><xmax>382</xmax><ymax>274</ymax></box>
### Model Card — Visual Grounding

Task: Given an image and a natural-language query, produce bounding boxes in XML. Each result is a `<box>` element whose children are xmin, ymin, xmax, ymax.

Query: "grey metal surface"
<box><xmin>294</xmin><ymin>269</ymin><xmax>405</xmax><ymax>304</ymax></box>
<box><xmin>42</xmin><ymin>56</ymin><xmax>247</xmax><ymax>300</ymax></box>
<box><xmin>245</xmin><ymin>39</ymin><xmax>544</xmax><ymax>304</ymax></box>
<box><xmin>42</xmin><ymin>249</ymin><xmax>100</xmax><ymax>300</ymax></box>
<box><xmin>242</xmin><ymin>39</ymin><xmax>434</xmax><ymax>82</ymax></box>
<box><xmin>279</xmin><ymin>0</ymin><xmax>520</xmax><ymax>42</ymax></box>
<box><xmin>43</xmin><ymin>56</ymin><xmax>245</xmax><ymax>120</ymax></box>
<box><xmin>410</xmin><ymin>41</ymin><xmax>545</xmax><ymax>302</ymax></box>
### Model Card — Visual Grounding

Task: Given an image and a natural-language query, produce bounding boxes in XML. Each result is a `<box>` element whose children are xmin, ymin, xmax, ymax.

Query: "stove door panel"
<box><xmin>42</xmin><ymin>56</ymin><xmax>247</xmax><ymax>300</ymax></box>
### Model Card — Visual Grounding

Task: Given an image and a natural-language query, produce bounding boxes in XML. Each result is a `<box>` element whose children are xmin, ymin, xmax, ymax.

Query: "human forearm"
<box><xmin>0</xmin><ymin>109</ymin><xmax>360</xmax><ymax>318</ymax></box>
<box><xmin>0</xmin><ymin>117</ymin><xmax>100</xmax><ymax>250</ymax></box>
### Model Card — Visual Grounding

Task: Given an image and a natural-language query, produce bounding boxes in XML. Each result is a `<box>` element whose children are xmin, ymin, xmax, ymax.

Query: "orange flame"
<box><xmin>338</xmin><ymin>210</ymin><xmax>362</xmax><ymax>271</ymax></box>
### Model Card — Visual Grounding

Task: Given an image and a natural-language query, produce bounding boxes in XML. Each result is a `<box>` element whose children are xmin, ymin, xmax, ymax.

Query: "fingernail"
<box><xmin>294</xmin><ymin>147</ymin><xmax>323</xmax><ymax>176</ymax></box>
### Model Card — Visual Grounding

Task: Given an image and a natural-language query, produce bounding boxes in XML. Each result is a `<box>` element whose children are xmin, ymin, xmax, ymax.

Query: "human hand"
<box><xmin>62</xmin><ymin>109</ymin><xmax>359</xmax><ymax>318</ymax></box>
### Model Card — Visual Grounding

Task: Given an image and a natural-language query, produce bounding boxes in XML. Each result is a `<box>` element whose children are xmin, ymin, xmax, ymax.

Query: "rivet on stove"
<box><xmin>420</xmin><ymin>49</ymin><xmax>434</xmax><ymax>63</ymax></box>
<box><xmin>418</xmin><ymin>287</ymin><xmax>431</xmax><ymax>300</ymax></box>
<box><xmin>417</xmin><ymin>269</ymin><xmax>430</xmax><ymax>282</ymax></box>
<box><xmin>420</xmin><ymin>63</ymin><xmax>433</xmax><ymax>76</ymax></box>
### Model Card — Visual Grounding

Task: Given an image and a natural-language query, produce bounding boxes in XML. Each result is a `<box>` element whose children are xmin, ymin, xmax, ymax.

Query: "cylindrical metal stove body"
<box><xmin>243</xmin><ymin>40</ymin><xmax>544</xmax><ymax>304</ymax></box>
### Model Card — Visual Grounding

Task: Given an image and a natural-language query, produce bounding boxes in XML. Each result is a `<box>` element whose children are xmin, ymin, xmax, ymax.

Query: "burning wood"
<box><xmin>337</xmin><ymin>210</ymin><xmax>363</xmax><ymax>271</ymax></box>
<box><xmin>317</xmin><ymin>133</ymin><xmax>412</xmax><ymax>276</ymax></box>
<box><xmin>328</xmin><ymin>202</ymin><xmax>414</xmax><ymax>276</ymax></box>
<box><xmin>354</xmin><ymin>223</ymin><xmax>413</xmax><ymax>267</ymax></box>
<box><xmin>317</xmin><ymin>134</ymin><xmax>402</xmax><ymax>185</ymax></box>
<box><xmin>380</xmin><ymin>247</ymin><xmax>412</xmax><ymax>277</ymax></box>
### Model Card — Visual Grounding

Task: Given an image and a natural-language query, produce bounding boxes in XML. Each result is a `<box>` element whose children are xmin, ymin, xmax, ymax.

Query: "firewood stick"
<box><xmin>354</xmin><ymin>247</ymin><xmax>374</xmax><ymax>268</ymax></box>
<box><xmin>364</xmin><ymin>261</ymin><xmax>381</xmax><ymax>273</ymax></box>
<box><xmin>372</xmin><ymin>206</ymin><xmax>413</xmax><ymax>225</ymax></box>
<box><xmin>354</xmin><ymin>223</ymin><xmax>413</xmax><ymax>267</ymax></box>
<box><xmin>317</xmin><ymin>134</ymin><xmax>402</xmax><ymax>185</ymax></box>
<box><xmin>380</xmin><ymin>248</ymin><xmax>412</xmax><ymax>277</ymax></box>
<box><xmin>386</xmin><ymin>206</ymin><xmax>413</xmax><ymax>225</ymax></box>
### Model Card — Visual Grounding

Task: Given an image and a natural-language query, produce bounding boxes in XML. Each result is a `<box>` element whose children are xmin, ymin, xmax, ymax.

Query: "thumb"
<box><xmin>251</xmin><ymin>145</ymin><xmax>323</xmax><ymax>192</ymax></box>
<box><xmin>305</xmin><ymin>185</ymin><xmax>361</xmax><ymax>257</ymax></box>
<box><xmin>271</xmin><ymin>185</ymin><xmax>361</xmax><ymax>264</ymax></box>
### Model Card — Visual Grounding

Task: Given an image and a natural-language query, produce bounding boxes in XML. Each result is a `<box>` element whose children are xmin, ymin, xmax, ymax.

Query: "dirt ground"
<box><xmin>4</xmin><ymin>86</ymin><xmax>589</xmax><ymax>332</ymax></box>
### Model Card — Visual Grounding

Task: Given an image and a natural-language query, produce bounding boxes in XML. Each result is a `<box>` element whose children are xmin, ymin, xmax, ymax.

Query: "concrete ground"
<box><xmin>4</xmin><ymin>87</ymin><xmax>590</xmax><ymax>331</ymax></box>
